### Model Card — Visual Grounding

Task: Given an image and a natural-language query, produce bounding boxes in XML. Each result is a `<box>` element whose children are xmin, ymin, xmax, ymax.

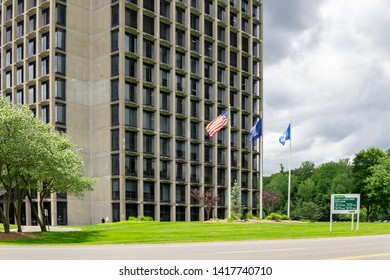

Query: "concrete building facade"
<box><xmin>0</xmin><ymin>0</ymin><xmax>263</xmax><ymax>225</ymax></box>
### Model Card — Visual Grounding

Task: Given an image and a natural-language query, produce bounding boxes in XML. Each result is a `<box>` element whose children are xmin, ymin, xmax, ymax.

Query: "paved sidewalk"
<box><xmin>15</xmin><ymin>226</ymin><xmax>81</xmax><ymax>232</ymax></box>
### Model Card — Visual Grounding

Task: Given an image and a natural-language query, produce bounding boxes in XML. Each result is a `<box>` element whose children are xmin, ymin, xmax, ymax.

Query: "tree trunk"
<box><xmin>0</xmin><ymin>194</ymin><xmax>11</xmax><ymax>234</ymax></box>
<box><xmin>26</xmin><ymin>192</ymin><xmax>47</xmax><ymax>232</ymax></box>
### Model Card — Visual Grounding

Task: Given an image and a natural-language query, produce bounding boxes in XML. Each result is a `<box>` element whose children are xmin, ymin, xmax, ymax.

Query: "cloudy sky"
<box><xmin>262</xmin><ymin>0</ymin><xmax>390</xmax><ymax>175</ymax></box>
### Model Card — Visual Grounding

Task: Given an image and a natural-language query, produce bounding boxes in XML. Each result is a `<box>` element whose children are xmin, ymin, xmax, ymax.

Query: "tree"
<box><xmin>231</xmin><ymin>180</ymin><xmax>241</xmax><ymax>215</ymax></box>
<box><xmin>0</xmin><ymin>98</ymin><xmax>94</xmax><ymax>233</ymax></box>
<box><xmin>262</xmin><ymin>190</ymin><xmax>280</xmax><ymax>216</ymax></box>
<box><xmin>292</xmin><ymin>201</ymin><xmax>322</xmax><ymax>221</ymax></box>
<box><xmin>190</xmin><ymin>188</ymin><xmax>219</xmax><ymax>220</ymax></box>
<box><xmin>365</xmin><ymin>155</ymin><xmax>390</xmax><ymax>213</ymax></box>
<box><xmin>352</xmin><ymin>147</ymin><xmax>386</xmax><ymax>221</ymax></box>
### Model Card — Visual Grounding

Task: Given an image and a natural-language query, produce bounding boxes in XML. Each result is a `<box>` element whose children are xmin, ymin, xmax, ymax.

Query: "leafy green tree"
<box><xmin>262</xmin><ymin>190</ymin><xmax>280</xmax><ymax>216</ymax></box>
<box><xmin>0</xmin><ymin>98</ymin><xmax>94</xmax><ymax>233</ymax></box>
<box><xmin>352</xmin><ymin>147</ymin><xmax>386</xmax><ymax>221</ymax></box>
<box><xmin>365</xmin><ymin>155</ymin><xmax>390</xmax><ymax>214</ymax></box>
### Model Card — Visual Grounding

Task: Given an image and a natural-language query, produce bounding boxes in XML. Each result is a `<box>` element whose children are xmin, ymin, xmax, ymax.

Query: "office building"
<box><xmin>0</xmin><ymin>0</ymin><xmax>263</xmax><ymax>225</ymax></box>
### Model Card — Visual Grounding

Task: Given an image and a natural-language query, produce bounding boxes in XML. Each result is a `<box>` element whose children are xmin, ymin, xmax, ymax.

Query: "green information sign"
<box><xmin>334</xmin><ymin>196</ymin><xmax>358</xmax><ymax>211</ymax></box>
<box><xmin>330</xmin><ymin>194</ymin><xmax>360</xmax><ymax>232</ymax></box>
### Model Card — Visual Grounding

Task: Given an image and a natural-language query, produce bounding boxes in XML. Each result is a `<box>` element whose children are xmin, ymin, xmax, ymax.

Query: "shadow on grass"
<box><xmin>3</xmin><ymin>230</ymin><xmax>103</xmax><ymax>245</ymax></box>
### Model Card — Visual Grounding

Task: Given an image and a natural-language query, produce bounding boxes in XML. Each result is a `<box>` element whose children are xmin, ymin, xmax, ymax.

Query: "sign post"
<box><xmin>330</xmin><ymin>194</ymin><xmax>360</xmax><ymax>232</ymax></box>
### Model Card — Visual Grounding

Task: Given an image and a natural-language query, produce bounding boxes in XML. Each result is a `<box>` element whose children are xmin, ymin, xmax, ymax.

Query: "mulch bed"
<box><xmin>0</xmin><ymin>232</ymin><xmax>40</xmax><ymax>241</ymax></box>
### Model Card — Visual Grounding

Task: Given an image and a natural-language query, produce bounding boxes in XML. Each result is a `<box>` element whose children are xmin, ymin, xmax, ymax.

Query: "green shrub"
<box><xmin>128</xmin><ymin>216</ymin><xmax>138</xmax><ymax>222</ymax></box>
<box><xmin>231</xmin><ymin>212</ymin><xmax>241</xmax><ymax>220</ymax></box>
<box><xmin>281</xmin><ymin>215</ymin><xmax>290</xmax><ymax>220</ymax></box>
<box><xmin>266</xmin><ymin>212</ymin><xmax>282</xmax><ymax>221</ymax></box>
<box><xmin>245</xmin><ymin>213</ymin><xmax>254</xmax><ymax>219</ymax></box>
<box><xmin>227</xmin><ymin>218</ymin><xmax>234</xmax><ymax>223</ymax></box>
<box><xmin>138</xmin><ymin>216</ymin><xmax>154</xmax><ymax>222</ymax></box>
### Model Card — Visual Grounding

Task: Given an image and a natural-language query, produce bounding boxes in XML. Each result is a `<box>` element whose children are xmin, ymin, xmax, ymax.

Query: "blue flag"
<box><xmin>249</xmin><ymin>118</ymin><xmax>262</xmax><ymax>143</ymax></box>
<box><xmin>279</xmin><ymin>123</ymin><xmax>291</xmax><ymax>145</ymax></box>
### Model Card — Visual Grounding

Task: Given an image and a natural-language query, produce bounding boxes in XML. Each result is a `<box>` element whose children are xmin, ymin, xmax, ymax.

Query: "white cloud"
<box><xmin>263</xmin><ymin>0</ymin><xmax>390</xmax><ymax>175</ymax></box>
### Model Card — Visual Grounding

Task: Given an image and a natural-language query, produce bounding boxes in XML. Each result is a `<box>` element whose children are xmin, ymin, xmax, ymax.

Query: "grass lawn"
<box><xmin>2</xmin><ymin>220</ymin><xmax>390</xmax><ymax>245</ymax></box>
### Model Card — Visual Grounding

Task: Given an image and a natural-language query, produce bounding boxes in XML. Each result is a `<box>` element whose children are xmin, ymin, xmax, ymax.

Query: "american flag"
<box><xmin>205</xmin><ymin>109</ymin><xmax>229</xmax><ymax>137</ymax></box>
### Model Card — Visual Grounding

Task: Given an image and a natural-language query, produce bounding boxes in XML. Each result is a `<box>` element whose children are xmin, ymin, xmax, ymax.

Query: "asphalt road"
<box><xmin>1</xmin><ymin>234</ymin><xmax>390</xmax><ymax>260</ymax></box>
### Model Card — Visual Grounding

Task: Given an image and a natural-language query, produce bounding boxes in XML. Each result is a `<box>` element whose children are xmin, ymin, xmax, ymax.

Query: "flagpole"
<box><xmin>227</xmin><ymin>106</ymin><xmax>232</xmax><ymax>218</ymax></box>
<box><xmin>259</xmin><ymin>115</ymin><xmax>263</xmax><ymax>219</ymax></box>
<box><xmin>287</xmin><ymin>120</ymin><xmax>292</xmax><ymax>217</ymax></box>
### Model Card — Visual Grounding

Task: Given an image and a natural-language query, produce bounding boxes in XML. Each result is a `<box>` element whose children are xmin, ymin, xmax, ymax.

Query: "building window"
<box><xmin>112</xmin><ymin>5</ymin><xmax>119</xmax><ymax>27</ymax></box>
<box><xmin>29</xmin><ymin>15</ymin><xmax>36</xmax><ymax>32</ymax></box>
<box><xmin>41</xmin><ymin>32</ymin><xmax>50</xmax><ymax>51</ymax></box>
<box><xmin>143</xmin><ymin>158</ymin><xmax>155</xmax><ymax>178</ymax></box>
<box><xmin>176</xmin><ymin>29</ymin><xmax>185</xmax><ymax>47</ymax></box>
<box><xmin>204</xmin><ymin>83</ymin><xmax>213</xmax><ymax>100</ymax></box>
<box><xmin>176</xmin><ymin>96</ymin><xmax>185</xmax><ymax>114</ymax></box>
<box><xmin>111</xmin><ymin>179</ymin><xmax>120</xmax><ymax>200</ymax></box>
<box><xmin>55</xmin><ymin>29</ymin><xmax>66</xmax><ymax>50</ymax></box>
<box><xmin>160</xmin><ymin>69</ymin><xmax>170</xmax><ymax>88</ymax></box>
<box><xmin>28</xmin><ymin>62</ymin><xmax>36</xmax><ymax>81</ymax></box>
<box><xmin>143</xmin><ymin>182</ymin><xmax>155</xmax><ymax>201</ymax></box>
<box><xmin>56</xmin><ymin>4</ymin><xmax>66</xmax><ymax>26</ymax></box>
<box><xmin>176</xmin><ymin>74</ymin><xmax>185</xmax><ymax>92</ymax></box>
<box><xmin>125</xmin><ymin>131</ymin><xmax>137</xmax><ymax>152</ymax></box>
<box><xmin>176</xmin><ymin>163</ymin><xmax>186</xmax><ymax>181</ymax></box>
<box><xmin>16</xmin><ymin>44</ymin><xmax>24</xmax><ymax>61</ymax></box>
<box><xmin>41</xmin><ymin>105</ymin><xmax>50</xmax><ymax>124</ymax></box>
<box><xmin>111</xmin><ymin>79</ymin><xmax>119</xmax><ymax>101</ymax></box>
<box><xmin>125</xmin><ymin>57</ymin><xmax>137</xmax><ymax>77</ymax></box>
<box><xmin>5</xmin><ymin>49</ymin><xmax>12</xmax><ymax>66</ymax></box>
<box><xmin>55</xmin><ymin>54</ymin><xmax>66</xmax><ymax>75</ymax></box>
<box><xmin>190</xmin><ymin>13</ymin><xmax>199</xmax><ymax>30</ymax></box>
<box><xmin>160</xmin><ymin>114</ymin><xmax>171</xmax><ymax>134</ymax></box>
<box><xmin>143</xmin><ymin>63</ymin><xmax>154</xmax><ymax>83</ymax></box>
<box><xmin>175</xmin><ymin>52</ymin><xmax>185</xmax><ymax>70</ymax></box>
<box><xmin>16</xmin><ymin>67</ymin><xmax>24</xmax><ymax>84</ymax></box>
<box><xmin>218</xmin><ymin>6</ymin><xmax>225</xmax><ymax>21</ymax></box>
<box><xmin>143</xmin><ymin>87</ymin><xmax>154</xmax><ymax>106</ymax></box>
<box><xmin>218</xmin><ymin>46</ymin><xmax>226</xmax><ymax>62</ymax></box>
<box><xmin>160</xmin><ymin>1</ymin><xmax>170</xmax><ymax>18</ymax></box>
<box><xmin>126</xmin><ymin>180</ymin><xmax>138</xmax><ymax>200</ymax></box>
<box><xmin>190</xmin><ymin>143</ymin><xmax>199</xmax><ymax>161</ymax></box>
<box><xmin>160</xmin><ymin>162</ymin><xmax>171</xmax><ymax>180</ymax></box>
<box><xmin>217</xmin><ymin>87</ymin><xmax>225</xmax><ymax>104</ymax></box>
<box><xmin>204</xmin><ymin>146</ymin><xmax>213</xmax><ymax>163</ymax></box>
<box><xmin>17</xmin><ymin>21</ymin><xmax>24</xmax><ymax>38</ymax></box>
<box><xmin>111</xmin><ymin>129</ymin><xmax>119</xmax><ymax>151</ymax></box>
<box><xmin>204</xmin><ymin>20</ymin><xmax>213</xmax><ymax>37</ymax></box>
<box><xmin>230</xmin><ymin>32</ymin><xmax>237</xmax><ymax>47</ymax></box>
<box><xmin>125</xmin><ymin>106</ymin><xmax>137</xmax><ymax>127</ymax></box>
<box><xmin>125</xmin><ymin>32</ymin><xmax>137</xmax><ymax>53</ymax></box>
<box><xmin>6</xmin><ymin>5</ymin><xmax>13</xmax><ymax>21</ymax></box>
<box><xmin>29</xmin><ymin>0</ymin><xmax>37</xmax><ymax>9</ymax></box>
<box><xmin>141</xmin><ymin>0</ymin><xmax>153</xmax><ymax>10</ymax></box>
<box><xmin>204</xmin><ymin>62</ymin><xmax>213</xmax><ymax>79</ymax></box>
<box><xmin>176</xmin><ymin>140</ymin><xmax>185</xmax><ymax>159</ymax></box>
<box><xmin>111</xmin><ymin>30</ymin><xmax>119</xmax><ymax>51</ymax></box>
<box><xmin>111</xmin><ymin>104</ymin><xmax>119</xmax><ymax>126</ymax></box>
<box><xmin>160</xmin><ymin>46</ymin><xmax>170</xmax><ymax>64</ymax></box>
<box><xmin>111</xmin><ymin>154</ymin><xmax>120</xmax><ymax>175</ymax></box>
<box><xmin>29</xmin><ymin>39</ymin><xmax>36</xmax><ymax>56</ymax></box>
<box><xmin>143</xmin><ymin>40</ymin><xmax>154</xmax><ymax>59</ymax></box>
<box><xmin>218</xmin><ymin>26</ymin><xmax>225</xmax><ymax>42</ymax></box>
<box><xmin>125</xmin><ymin>8</ymin><xmax>137</xmax><ymax>28</ymax></box>
<box><xmin>55</xmin><ymin>103</ymin><xmax>66</xmax><ymax>125</ymax></box>
<box><xmin>41</xmin><ymin>81</ymin><xmax>49</xmax><ymax>100</ymax></box>
<box><xmin>28</xmin><ymin>86</ymin><xmax>36</xmax><ymax>104</ymax></box>
<box><xmin>204</xmin><ymin>166</ymin><xmax>213</xmax><ymax>184</ymax></box>
<box><xmin>160</xmin><ymin>92</ymin><xmax>170</xmax><ymax>111</ymax></box>
<box><xmin>160</xmin><ymin>137</ymin><xmax>171</xmax><ymax>156</ymax></box>
<box><xmin>176</xmin><ymin>118</ymin><xmax>185</xmax><ymax>137</ymax></box>
<box><xmin>205</xmin><ymin>41</ymin><xmax>213</xmax><ymax>57</ymax></box>
<box><xmin>16</xmin><ymin>90</ymin><xmax>24</xmax><ymax>104</ymax></box>
<box><xmin>42</xmin><ymin>8</ymin><xmax>50</xmax><ymax>26</ymax></box>
<box><xmin>143</xmin><ymin>134</ymin><xmax>155</xmax><ymax>154</ymax></box>
<box><xmin>176</xmin><ymin>185</ymin><xmax>186</xmax><ymax>204</ymax></box>
<box><xmin>143</xmin><ymin>15</ymin><xmax>154</xmax><ymax>35</ymax></box>
<box><xmin>191</xmin><ymin>35</ymin><xmax>199</xmax><ymax>52</ymax></box>
<box><xmin>160</xmin><ymin>22</ymin><xmax>171</xmax><ymax>41</ymax></box>
<box><xmin>6</xmin><ymin>27</ymin><xmax>12</xmax><ymax>43</ymax></box>
<box><xmin>41</xmin><ymin>57</ymin><xmax>50</xmax><ymax>76</ymax></box>
<box><xmin>125</xmin><ymin>155</ymin><xmax>138</xmax><ymax>176</ymax></box>
<box><xmin>176</xmin><ymin>7</ymin><xmax>185</xmax><ymax>25</ymax></box>
<box><xmin>190</xmin><ymin>79</ymin><xmax>199</xmax><ymax>96</ymax></box>
<box><xmin>125</xmin><ymin>81</ymin><xmax>137</xmax><ymax>102</ymax></box>
<box><xmin>143</xmin><ymin>111</ymin><xmax>154</xmax><ymax>130</ymax></box>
